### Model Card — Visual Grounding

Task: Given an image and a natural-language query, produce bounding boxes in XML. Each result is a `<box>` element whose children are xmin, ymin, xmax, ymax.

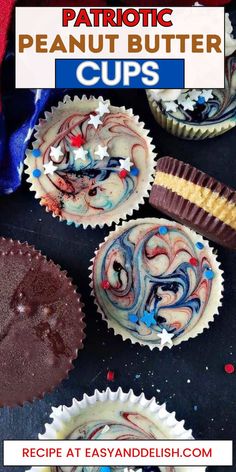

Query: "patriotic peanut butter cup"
<box><xmin>25</xmin><ymin>95</ymin><xmax>156</xmax><ymax>228</ymax></box>
<box><xmin>150</xmin><ymin>156</ymin><xmax>236</xmax><ymax>250</ymax></box>
<box><xmin>91</xmin><ymin>218</ymin><xmax>223</xmax><ymax>349</ymax></box>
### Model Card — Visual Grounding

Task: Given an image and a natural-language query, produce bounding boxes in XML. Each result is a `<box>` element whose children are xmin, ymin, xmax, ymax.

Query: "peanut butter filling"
<box><xmin>155</xmin><ymin>171</ymin><xmax>236</xmax><ymax>230</ymax></box>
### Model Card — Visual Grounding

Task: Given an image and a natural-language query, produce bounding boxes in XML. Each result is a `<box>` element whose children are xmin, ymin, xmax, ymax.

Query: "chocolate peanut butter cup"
<box><xmin>0</xmin><ymin>238</ymin><xmax>85</xmax><ymax>407</ymax></box>
<box><xmin>149</xmin><ymin>156</ymin><xmax>236</xmax><ymax>249</ymax></box>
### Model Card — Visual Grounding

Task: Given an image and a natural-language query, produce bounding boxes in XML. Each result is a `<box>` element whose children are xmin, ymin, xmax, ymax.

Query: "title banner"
<box><xmin>15</xmin><ymin>6</ymin><xmax>225</xmax><ymax>89</ymax></box>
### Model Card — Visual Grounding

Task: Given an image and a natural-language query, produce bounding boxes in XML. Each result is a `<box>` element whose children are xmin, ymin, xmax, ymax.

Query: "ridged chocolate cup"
<box><xmin>149</xmin><ymin>156</ymin><xmax>236</xmax><ymax>249</ymax></box>
<box><xmin>0</xmin><ymin>238</ymin><xmax>85</xmax><ymax>407</ymax></box>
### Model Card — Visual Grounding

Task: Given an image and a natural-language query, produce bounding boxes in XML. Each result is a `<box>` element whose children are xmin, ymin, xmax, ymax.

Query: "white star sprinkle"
<box><xmin>101</xmin><ymin>425</ymin><xmax>110</xmax><ymax>435</ymax></box>
<box><xmin>88</xmin><ymin>114</ymin><xmax>102</xmax><ymax>129</ymax></box>
<box><xmin>188</xmin><ymin>89</ymin><xmax>201</xmax><ymax>101</ymax></box>
<box><xmin>43</xmin><ymin>161</ymin><xmax>58</xmax><ymax>175</ymax></box>
<box><xmin>119</xmin><ymin>157</ymin><xmax>133</xmax><ymax>172</ymax></box>
<box><xmin>200</xmin><ymin>89</ymin><xmax>213</xmax><ymax>102</ymax></box>
<box><xmin>177</xmin><ymin>93</ymin><xmax>188</xmax><ymax>105</ymax></box>
<box><xmin>95</xmin><ymin>101</ymin><xmax>110</xmax><ymax>117</ymax></box>
<box><xmin>164</xmin><ymin>101</ymin><xmax>179</xmax><ymax>112</ymax></box>
<box><xmin>73</xmin><ymin>147</ymin><xmax>88</xmax><ymax>162</ymax></box>
<box><xmin>157</xmin><ymin>328</ymin><xmax>174</xmax><ymax>350</ymax></box>
<box><xmin>50</xmin><ymin>146</ymin><xmax>63</xmax><ymax>162</ymax></box>
<box><xmin>95</xmin><ymin>145</ymin><xmax>109</xmax><ymax>160</ymax></box>
<box><xmin>181</xmin><ymin>97</ymin><xmax>196</xmax><ymax>111</ymax></box>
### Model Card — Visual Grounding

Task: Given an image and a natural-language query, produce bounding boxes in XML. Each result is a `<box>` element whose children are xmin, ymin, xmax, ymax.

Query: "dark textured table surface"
<box><xmin>0</xmin><ymin>88</ymin><xmax>235</xmax><ymax>472</ymax></box>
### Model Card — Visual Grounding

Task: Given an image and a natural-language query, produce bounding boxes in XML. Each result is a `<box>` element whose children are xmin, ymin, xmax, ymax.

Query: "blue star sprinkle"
<box><xmin>140</xmin><ymin>310</ymin><xmax>156</xmax><ymax>328</ymax></box>
<box><xmin>196</xmin><ymin>242</ymin><xmax>204</xmax><ymax>250</ymax></box>
<box><xmin>197</xmin><ymin>96</ymin><xmax>205</xmax><ymax>105</ymax></box>
<box><xmin>32</xmin><ymin>169</ymin><xmax>42</xmax><ymax>178</ymax></box>
<box><xmin>32</xmin><ymin>149</ymin><xmax>41</xmax><ymax>158</ymax></box>
<box><xmin>130</xmin><ymin>167</ymin><xmax>139</xmax><ymax>176</ymax></box>
<box><xmin>128</xmin><ymin>314</ymin><xmax>138</xmax><ymax>323</ymax></box>
<box><xmin>205</xmin><ymin>268</ymin><xmax>214</xmax><ymax>280</ymax></box>
<box><xmin>159</xmin><ymin>226</ymin><xmax>168</xmax><ymax>235</ymax></box>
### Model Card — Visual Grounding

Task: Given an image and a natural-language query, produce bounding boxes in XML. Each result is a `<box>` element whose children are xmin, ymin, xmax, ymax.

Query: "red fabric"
<box><xmin>0</xmin><ymin>0</ymin><xmax>15</xmax><ymax>64</ymax></box>
<box><xmin>121</xmin><ymin>0</ymin><xmax>231</xmax><ymax>4</ymax></box>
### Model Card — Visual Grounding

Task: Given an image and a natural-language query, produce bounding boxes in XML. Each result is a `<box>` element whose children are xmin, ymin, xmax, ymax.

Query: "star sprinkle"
<box><xmin>96</xmin><ymin>101</ymin><xmax>110</xmax><ymax>117</ymax></box>
<box><xmin>188</xmin><ymin>89</ymin><xmax>201</xmax><ymax>101</ymax></box>
<box><xmin>70</xmin><ymin>134</ymin><xmax>85</xmax><ymax>148</ymax></box>
<box><xmin>157</xmin><ymin>328</ymin><xmax>174</xmax><ymax>349</ymax></box>
<box><xmin>140</xmin><ymin>309</ymin><xmax>156</xmax><ymax>328</ymax></box>
<box><xmin>95</xmin><ymin>145</ymin><xmax>109</xmax><ymax>160</ymax></box>
<box><xmin>181</xmin><ymin>97</ymin><xmax>196</xmax><ymax>111</ymax></box>
<box><xmin>43</xmin><ymin>161</ymin><xmax>58</xmax><ymax>175</ymax></box>
<box><xmin>119</xmin><ymin>157</ymin><xmax>133</xmax><ymax>172</ymax></box>
<box><xmin>200</xmin><ymin>89</ymin><xmax>213</xmax><ymax>102</ymax></box>
<box><xmin>128</xmin><ymin>314</ymin><xmax>138</xmax><ymax>323</ymax></box>
<box><xmin>73</xmin><ymin>147</ymin><xmax>88</xmax><ymax>161</ymax></box>
<box><xmin>177</xmin><ymin>93</ymin><xmax>188</xmax><ymax>105</ymax></box>
<box><xmin>50</xmin><ymin>145</ymin><xmax>63</xmax><ymax>162</ymax></box>
<box><xmin>88</xmin><ymin>114</ymin><xmax>102</xmax><ymax>129</ymax></box>
<box><xmin>164</xmin><ymin>101</ymin><xmax>179</xmax><ymax>112</ymax></box>
<box><xmin>101</xmin><ymin>425</ymin><xmax>110</xmax><ymax>435</ymax></box>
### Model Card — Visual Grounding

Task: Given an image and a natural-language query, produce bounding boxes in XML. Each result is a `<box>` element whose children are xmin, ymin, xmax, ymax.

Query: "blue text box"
<box><xmin>55</xmin><ymin>59</ymin><xmax>184</xmax><ymax>88</ymax></box>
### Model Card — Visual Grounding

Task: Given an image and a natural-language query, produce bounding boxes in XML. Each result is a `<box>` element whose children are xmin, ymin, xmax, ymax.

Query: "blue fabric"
<box><xmin>0</xmin><ymin>87</ymin><xmax>51</xmax><ymax>194</ymax></box>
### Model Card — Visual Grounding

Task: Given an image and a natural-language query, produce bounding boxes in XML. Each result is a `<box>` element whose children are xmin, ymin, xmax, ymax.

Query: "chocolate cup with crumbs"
<box><xmin>0</xmin><ymin>238</ymin><xmax>85</xmax><ymax>407</ymax></box>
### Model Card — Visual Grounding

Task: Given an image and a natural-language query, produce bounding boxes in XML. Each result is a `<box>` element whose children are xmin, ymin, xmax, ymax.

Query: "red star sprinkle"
<box><xmin>189</xmin><ymin>257</ymin><xmax>198</xmax><ymax>267</ymax></box>
<box><xmin>224</xmin><ymin>363</ymin><xmax>235</xmax><ymax>374</ymax></box>
<box><xmin>101</xmin><ymin>280</ymin><xmax>110</xmax><ymax>290</ymax></box>
<box><xmin>70</xmin><ymin>134</ymin><xmax>85</xmax><ymax>148</ymax></box>
<box><xmin>119</xmin><ymin>169</ymin><xmax>128</xmax><ymax>179</ymax></box>
<box><xmin>107</xmin><ymin>370</ymin><xmax>115</xmax><ymax>381</ymax></box>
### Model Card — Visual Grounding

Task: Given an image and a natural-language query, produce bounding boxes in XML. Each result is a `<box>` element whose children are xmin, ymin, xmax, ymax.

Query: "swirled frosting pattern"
<box><xmin>50</xmin><ymin>401</ymin><xmax>176</xmax><ymax>472</ymax></box>
<box><xmin>27</xmin><ymin>98</ymin><xmax>154</xmax><ymax>226</ymax></box>
<box><xmin>159</xmin><ymin>57</ymin><xmax>236</xmax><ymax>126</ymax></box>
<box><xmin>93</xmin><ymin>220</ymin><xmax>216</xmax><ymax>346</ymax></box>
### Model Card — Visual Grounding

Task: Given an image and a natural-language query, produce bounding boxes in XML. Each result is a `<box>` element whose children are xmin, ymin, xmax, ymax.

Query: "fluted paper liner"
<box><xmin>146</xmin><ymin>90</ymin><xmax>235</xmax><ymax>140</ymax></box>
<box><xmin>89</xmin><ymin>218</ymin><xmax>224</xmax><ymax>350</ymax></box>
<box><xmin>29</xmin><ymin>387</ymin><xmax>205</xmax><ymax>472</ymax></box>
<box><xmin>0</xmin><ymin>238</ymin><xmax>86</xmax><ymax>407</ymax></box>
<box><xmin>25</xmin><ymin>95</ymin><xmax>156</xmax><ymax>229</ymax></box>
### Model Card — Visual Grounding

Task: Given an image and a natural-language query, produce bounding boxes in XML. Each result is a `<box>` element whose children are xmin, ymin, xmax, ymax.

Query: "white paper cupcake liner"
<box><xmin>29</xmin><ymin>387</ymin><xmax>205</xmax><ymax>472</ymax></box>
<box><xmin>89</xmin><ymin>218</ymin><xmax>224</xmax><ymax>350</ymax></box>
<box><xmin>146</xmin><ymin>90</ymin><xmax>236</xmax><ymax>140</ymax></box>
<box><xmin>25</xmin><ymin>95</ymin><xmax>156</xmax><ymax>229</ymax></box>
